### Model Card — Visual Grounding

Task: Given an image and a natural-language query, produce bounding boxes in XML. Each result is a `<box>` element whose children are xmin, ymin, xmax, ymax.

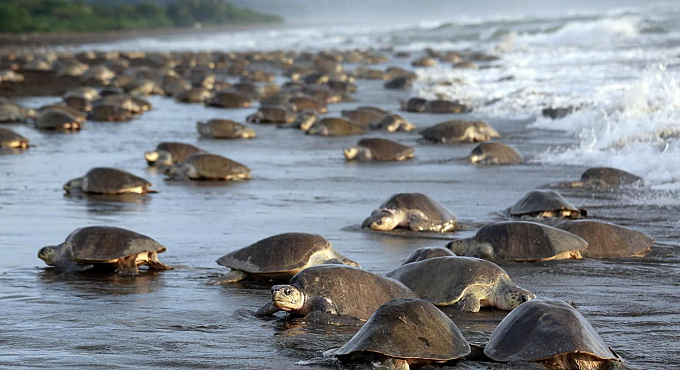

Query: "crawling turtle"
<box><xmin>63</xmin><ymin>95</ymin><xmax>91</xmax><ymax>112</ymax></box>
<box><xmin>384</xmin><ymin>76</ymin><xmax>413</xmax><ymax>90</ymax></box>
<box><xmin>387</xmin><ymin>257</ymin><xmax>535</xmax><ymax>312</ymax></box>
<box><xmin>212</xmin><ymin>232</ymin><xmax>358</xmax><ymax>284</ymax></box>
<box><xmin>145</xmin><ymin>142</ymin><xmax>204</xmax><ymax>167</ymax></box>
<box><xmin>566</xmin><ymin>167</ymin><xmax>643</xmax><ymax>189</ymax></box>
<box><xmin>446</xmin><ymin>221</ymin><xmax>586</xmax><ymax>262</ymax></box>
<box><xmin>246</xmin><ymin>105</ymin><xmax>295</xmax><ymax>124</ymax></box>
<box><xmin>64</xmin><ymin>168</ymin><xmax>154</xmax><ymax>194</ymax></box>
<box><xmin>36</xmin><ymin>110</ymin><xmax>81</xmax><ymax>131</ymax></box>
<box><xmin>420</xmin><ymin>120</ymin><xmax>500</xmax><ymax>143</ymax></box>
<box><xmin>208</xmin><ymin>91</ymin><xmax>251</xmax><ymax>108</ymax></box>
<box><xmin>163</xmin><ymin>153</ymin><xmax>251</xmax><ymax>181</ymax></box>
<box><xmin>508</xmin><ymin>190</ymin><xmax>586</xmax><ymax>219</ymax></box>
<box><xmin>81</xmin><ymin>65</ymin><xmax>115</xmax><ymax>83</ymax></box>
<box><xmin>400</xmin><ymin>98</ymin><xmax>428</xmax><ymax>112</ymax></box>
<box><xmin>469</xmin><ymin>142</ymin><xmax>522</xmax><ymax>165</ymax></box>
<box><xmin>344</xmin><ymin>138</ymin><xmax>414</xmax><ymax>161</ymax></box>
<box><xmin>335</xmin><ymin>298</ymin><xmax>471</xmax><ymax>370</ymax></box>
<box><xmin>412</xmin><ymin>56</ymin><xmax>437</xmax><ymax>67</ymax></box>
<box><xmin>288</xmin><ymin>96</ymin><xmax>328</xmax><ymax>113</ymax></box>
<box><xmin>0</xmin><ymin>100</ymin><xmax>35</xmax><ymax>123</ymax></box>
<box><xmin>254</xmin><ymin>265</ymin><xmax>417</xmax><ymax>320</ymax></box>
<box><xmin>37</xmin><ymin>226</ymin><xmax>171</xmax><ymax>275</ymax></box>
<box><xmin>176</xmin><ymin>88</ymin><xmax>212</xmax><ymax>104</ymax></box>
<box><xmin>197</xmin><ymin>119</ymin><xmax>256</xmax><ymax>139</ymax></box>
<box><xmin>362</xmin><ymin>193</ymin><xmax>457</xmax><ymax>233</ymax></box>
<box><xmin>0</xmin><ymin>127</ymin><xmax>29</xmax><ymax>149</ymax></box>
<box><xmin>371</xmin><ymin>114</ymin><xmax>416</xmax><ymax>132</ymax></box>
<box><xmin>279</xmin><ymin>110</ymin><xmax>317</xmax><ymax>131</ymax></box>
<box><xmin>402</xmin><ymin>247</ymin><xmax>455</xmax><ymax>264</ymax></box>
<box><xmin>556</xmin><ymin>220</ymin><xmax>653</xmax><ymax>258</ymax></box>
<box><xmin>90</xmin><ymin>104</ymin><xmax>132</xmax><ymax>122</ymax></box>
<box><xmin>38</xmin><ymin>104</ymin><xmax>87</xmax><ymax>123</ymax></box>
<box><xmin>427</xmin><ymin>100</ymin><xmax>469</xmax><ymax>114</ymax></box>
<box><xmin>484</xmin><ymin>298</ymin><xmax>621</xmax><ymax>370</ymax></box>
<box><xmin>341</xmin><ymin>108</ymin><xmax>384</xmax><ymax>126</ymax></box>
<box><xmin>307</xmin><ymin>117</ymin><xmax>366</xmax><ymax>136</ymax></box>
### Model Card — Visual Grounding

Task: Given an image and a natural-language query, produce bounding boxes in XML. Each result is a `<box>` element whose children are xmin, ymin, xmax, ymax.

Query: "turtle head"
<box><xmin>496</xmin><ymin>284</ymin><xmax>535</xmax><ymax>310</ymax></box>
<box><xmin>271</xmin><ymin>285</ymin><xmax>305</xmax><ymax>312</ymax></box>
<box><xmin>446</xmin><ymin>239</ymin><xmax>469</xmax><ymax>255</ymax></box>
<box><xmin>236</xmin><ymin>125</ymin><xmax>256</xmax><ymax>138</ymax></box>
<box><xmin>63</xmin><ymin>178</ymin><xmax>81</xmax><ymax>193</ymax></box>
<box><xmin>306</xmin><ymin>124</ymin><xmax>329</xmax><ymax>136</ymax></box>
<box><xmin>362</xmin><ymin>210</ymin><xmax>400</xmax><ymax>231</ymax></box>
<box><xmin>343</xmin><ymin>146</ymin><xmax>359</xmax><ymax>160</ymax></box>
<box><xmin>38</xmin><ymin>246</ymin><xmax>57</xmax><ymax>266</ymax></box>
<box><xmin>144</xmin><ymin>150</ymin><xmax>171</xmax><ymax>166</ymax></box>
<box><xmin>297</xmin><ymin>112</ymin><xmax>317</xmax><ymax>131</ymax></box>
<box><xmin>468</xmin><ymin>146</ymin><xmax>485</xmax><ymax>164</ymax></box>
<box><xmin>163</xmin><ymin>163</ymin><xmax>191</xmax><ymax>179</ymax></box>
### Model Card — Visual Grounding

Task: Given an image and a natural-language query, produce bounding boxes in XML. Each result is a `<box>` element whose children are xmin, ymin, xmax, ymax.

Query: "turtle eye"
<box><xmin>285</xmin><ymin>288</ymin><xmax>292</xmax><ymax>295</ymax></box>
<box><xmin>521</xmin><ymin>295</ymin><xmax>528</xmax><ymax>303</ymax></box>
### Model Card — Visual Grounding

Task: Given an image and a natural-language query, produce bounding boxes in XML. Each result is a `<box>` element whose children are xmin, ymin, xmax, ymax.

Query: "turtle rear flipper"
<box><xmin>147</xmin><ymin>251</ymin><xmax>172</xmax><ymax>270</ymax></box>
<box><xmin>209</xmin><ymin>269</ymin><xmax>248</xmax><ymax>285</ymax></box>
<box><xmin>116</xmin><ymin>255</ymin><xmax>140</xmax><ymax>276</ymax></box>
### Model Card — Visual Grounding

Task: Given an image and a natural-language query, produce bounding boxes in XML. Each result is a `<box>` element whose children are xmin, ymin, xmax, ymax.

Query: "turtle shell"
<box><xmin>475</xmin><ymin>221</ymin><xmax>587</xmax><ymax>261</ymax></box>
<box><xmin>291</xmin><ymin>265</ymin><xmax>417</xmax><ymax>320</ymax></box>
<box><xmin>209</xmin><ymin>91</ymin><xmax>250</xmax><ymax>108</ymax></box>
<box><xmin>317</xmin><ymin>118</ymin><xmax>366</xmax><ymax>136</ymax></box>
<box><xmin>420</xmin><ymin>120</ymin><xmax>484</xmax><ymax>142</ymax></box>
<box><xmin>156</xmin><ymin>142</ymin><xmax>203</xmax><ymax>164</ymax></box>
<box><xmin>380</xmin><ymin>193</ymin><xmax>455</xmax><ymax>223</ymax></box>
<box><xmin>0</xmin><ymin>127</ymin><xmax>29</xmax><ymax>148</ymax></box>
<box><xmin>64</xmin><ymin>226</ymin><xmax>166</xmax><ymax>262</ymax></box>
<box><xmin>509</xmin><ymin>190</ymin><xmax>584</xmax><ymax>216</ymax></box>
<box><xmin>387</xmin><ymin>256</ymin><xmax>506</xmax><ymax>305</ymax></box>
<box><xmin>358</xmin><ymin>138</ymin><xmax>414</xmax><ymax>161</ymax></box>
<box><xmin>82</xmin><ymin>168</ymin><xmax>151</xmax><ymax>194</ymax></box>
<box><xmin>470</xmin><ymin>142</ymin><xmax>522</xmax><ymax>164</ymax></box>
<box><xmin>186</xmin><ymin>154</ymin><xmax>250</xmax><ymax>179</ymax></box>
<box><xmin>336</xmin><ymin>298</ymin><xmax>470</xmax><ymax>362</ymax></box>
<box><xmin>580</xmin><ymin>167</ymin><xmax>643</xmax><ymax>187</ymax></box>
<box><xmin>341</xmin><ymin>109</ymin><xmax>383</xmax><ymax>126</ymax></box>
<box><xmin>402</xmin><ymin>247</ymin><xmax>455</xmax><ymax>264</ymax></box>
<box><xmin>201</xmin><ymin>119</ymin><xmax>252</xmax><ymax>138</ymax></box>
<box><xmin>484</xmin><ymin>298</ymin><xmax>620</xmax><ymax>362</ymax></box>
<box><xmin>36</xmin><ymin>110</ymin><xmax>78</xmax><ymax>129</ymax></box>
<box><xmin>556</xmin><ymin>220</ymin><xmax>653</xmax><ymax>258</ymax></box>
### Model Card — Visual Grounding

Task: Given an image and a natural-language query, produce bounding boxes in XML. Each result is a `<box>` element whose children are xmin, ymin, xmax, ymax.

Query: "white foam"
<box><xmin>516</xmin><ymin>16</ymin><xmax>640</xmax><ymax>45</ymax></box>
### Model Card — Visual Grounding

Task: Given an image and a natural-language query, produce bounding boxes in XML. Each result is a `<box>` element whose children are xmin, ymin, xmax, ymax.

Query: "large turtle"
<box><xmin>566</xmin><ymin>167</ymin><xmax>643</xmax><ymax>189</ymax></box>
<box><xmin>402</xmin><ymin>247</ymin><xmax>455</xmax><ymax>264</ymax></box>
<box><xmin>246</xmin><ymin>105</ymin><xmax>295</xmax><ymax>124</ymax></box>
<box><xmin>207</xmin><ymin>91</ymin><xmax>251</xmax><ymax>108</ymax></box>
<box><xmin>254</xmin><ymin>265</ymin><xmax>417</xmax><ymax>320</ymax></box>
<box><xmin>212</xmin><ymin>232</ymin><xmax>358</xmax><ymax>284</ymax></box>
<box><xmin>163</xmin><ymin>153</ymin><xmax>251</xmax><ymax>181</ymax></box>
<box><xmin>145</xmin><ymin>142</ymin><xmax>204</xmax><ymax>167</ymax></box>
<box><xmin>420</xmin><ymin>120</ymin><xmax>500</xmax><ymax>143</ymax></box>
<box><xmin>508</xmin><ymin>190</ymin><xmax>586</xmax><ymax>219</ymax></box>
<box><xmin>306</xmin><ymin>117</ymin><xmax>366</xmax><ymax>136</ymax></box>
<box><xmin>387</xmin><ymin>256</ymin><xmax>535</xmax><ymax>312</ymax></box>
<box><xmin>38</xmin><ymin>104</ymin><xmax>87</xmax><ymax>123</ymax></box>
<box><xmin>64</xmin><ymin>168</ymin><xmax>155</xmax><ymax>194</ymax></box>
<box><xmin>469</xmin><ymin>142</ymin><xmax>522</xmax><ymax>165</ymax></box>
<box><xmin>35</xmin><ymin>110</ymin><xmax>81</xmax><ymax>131</ymax></box>
<box><xmin>197</xmin><ymin>119</ymin><xmax>256</xmax><ymax>139</ymax></box>
<box><xmin>37</xmin><ymin>226</ymin><xmax>172</xmax><ymax>275</ymax></box>
<box><xmin>446</xmin><ymin>221</ymin><xmax>586</xmax><ymax>262</ymax></box>
<box><xmin>362</xmin><ymin>193</ymin><xmax>457</xmax><ymax>233</ymax></box>
<box><xmin>89</xmin><ymin>104</ymin><xmax>132</xmax><ymax>122</ymax></box>
<box><xmin>484</xmin><ymin>298</ymin><xmax>622</xmax><ymax>370</ymax></box>
<box><xmin>288</xmin><ymin>96</ymin><xmax>327</xmax><ymax>113</ymax></box>
<box><xmin>371</xmin><ymin>114</ymin><xmax>416</xmax><ymax>132</ymax></box>
<box><xmin>335</xmin><ymin>298</ymin><xmax>471</xmax><ymax>370</ymax></box>
<box><xmin>344</xmin><ymin>138</ymin><xmax>415</xmax><ymax>161</ymax></box>
<box><xmin>555</xmin><ymin>220</ymin><xmax>653</xmax><ymax>258</ymax></box>
<box><xmin>0</xmin><ymin>127</ymin><xmax>29</xmax><ymax>149</ymax></box>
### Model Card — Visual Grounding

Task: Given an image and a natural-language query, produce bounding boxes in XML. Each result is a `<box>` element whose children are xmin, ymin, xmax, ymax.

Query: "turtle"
<box><xmin>341</xmin><ymin>108</ymin><xmax>384</xmax><ymax>126</ymax></box>
<box><xmin>89</xmin><ymin>104</ymin><xmax>133</xmax><ymax>122</ymax></box>
<box><xmin>344</xmin><ymin>138</ymin><xmax>415</xmax><ymax>161</ymax></box>
<box><xmin>288</xmin><ymin>96</ymin><xmax>328</xmax><ymax>113</ymax></box>
<box><xmin>207</xmin><ymin>91</ymin><xmax>251</xmax><ymax>108</ymax></box>
<box><xmin>400</xmin><ymin>98</ymin><xmax>428</xmax><ymax>112</ymax></box>
<box><xmin>37</xmin><ymin>226</ymin><xmax>172</xmax><ymax>275</ymax></box>
<box><xmin>384</xmin><ymin>76</ymin><xmax>413</xmax><ymax>90</ymax></box>
<box><xmin>402</xmin><ymin>247</ymin><xmax>455</xmax><ymax>264</ymax></box>
<box><xmin>124</xmin><ymin>79</ymin><xmax>164</xmax><ymax>95</ymax></box>
<box><xmin>196</xmin><ymin>119</ymin><xmax>256</xmax><ymax>139</ymax></box>
<box><xmin>38</xmin><ymin>105</ymin><xmax>87</xmax><ymax>123</ymax></box>
<box><xmin>301</xmin><ymin>85</ymin><xmax>342</xmax><ymax>104</ymax></box>
<box><xmin>453</xmin><ymin>61</ymin><xmax>478</xmax><ymax>69</ymax></box>
<box><xmin>306</xmin><ymin>117</ymin><xmax>366</xmax><ymax>136</ymax></box>
<box><xmin>387</xmin><ymin>256</ymin><xmax>535</xmax><ymax>312</ymax></box>
<box><xmin>35</xmin><ymin>110</ymin><xmax>81</xmax><ymax>131</ymax></box>
<box><xmin>145</xmin><ymin>142</ymin><xmax>205</xmax><ymax>167</ymax></box>
<box><xmin>80</xmin><ymin>65</ymin><xmax>115</xmax><ymax>82</ymax></box>
<box><xmin>411</xmin><ymin>56</ymin><xmax>437</xmax><ymax>67</ymax></box>
<box><xmin>99</xmin><ymin>94</ymin><xmax>145</xmax><ymax>114</ymax></box>
<box><xmin>65</xmin><ymin>87</ymin><xmax>100</xmax><ymax>101</ymax></box>
<box><xmin>555</xmin><ymin>220</ymin><xmax>654</xmax><ymax>258</ymax></box>
<box><xmin>484</xmin><ymin>298</ymin><xmax>622</xmax><ymax>370</ymax></box>
<box><xmin>163</xmin><ymin>77</ymin><xmax>192</xmax><ymax>97</ymax></box>
<box><xmin>254</xmin><ymin>265</ymin><xmax>417</xmax><ymax>320</ymax></box>
<box><xmin>212</xmin><ymin>232</ymin><xmax>359</xmax><ymax>284</ymax></box>
<box><xmin>246</xmin><ymin>106</ymin><xmax>295</xmax><ymax>124</ymax></box>
<box><xmin>362</xmin><ymin>193</ymin><xmax>457</xmax><ymax>233</ymax></box>
<box><xmin>542</xmin><ymin>106</ymin><xmax>574</xmax><ymax>119</ymax></box>
<box><xmin>327</xmin><ymin>79</ymin><xmax>358</xmax><ymax>93</ymax></box>
<box><xmin>508</xmin><ymin>190</ymin><xmax>587</xmax><ymax>219</ymax></box>
<box><xmin>446</xmin><ymin>221</ymin><xmax>586</xmax><ymax>262</ymax></box>
<box><xmin>0</xmin><ymin>70</ymin><xmax>24</xmax><ymax>83</ymax></box>
<box><xmin>469</xmin><ymin>142</ymin><xmax>522</xmax><ymax>165</ymax></box>
<box><xmin>566</xmin><ymin>167</ymin><xmax>644</xmax><ymax>189</ymax></box>
<box><xmin>64</xmin><ymin>168</ymin><xmax>155</xmax><ymax>195</ymax></box>
<box><xmin>335</xmin><ymin>298</ymin><xmax>471</xmax><ymax>370</ymax></box>
<box><xmin>163</xmin><ymin>153</ymin><xmax>251</xmax><ymax>181</ymax></box>
<box><xmin>279</xmin><ymin>110</ymin><xmax>317</xmax><ymax>131</ymax></box>
<box><xmin>0</xmin><ymin>100</ymin><xmax>35</xmax><ymax>123</ymax></box>
<box><xmin>0</xmin><ymin>127</ymin><xmax>29</xmax><ymax>149</ymax></box>
<box><xmin>371</xmin><ymin>114</ymin><xmax>416</xmax><ymax>132</ymax></box>
<box><xmin>176</xmin><ymin>88</ymin><xmax>212</xmax><ymax>104</ymax></box>
<box><xmin>63</xmin><ymin>95</ymin><xmax>92</xmax><ymax>112</ymax></box>
<box><xmin>420</xmin><ymin>120</ymin><xmax>500</xmax><ymax>143</ymax></box>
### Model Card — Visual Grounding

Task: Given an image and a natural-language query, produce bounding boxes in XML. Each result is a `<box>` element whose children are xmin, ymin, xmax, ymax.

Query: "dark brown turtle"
<box><xmin>384</xmin><ymin>76</ymin><xmax>413</xmax><ymax>90</ymax></box>
<box><xmin>402</xmin><ymin>247</ymin><xmax>455</xmax><ymax>264</ymax></box>
<box><xmin>288</xmin><ymin>96</ymin><xmax>328</xmax><ymax>113</ymax></box>
<box><xmin>508</xmin><ymin>190</ymin><xmax>587</xmax><ymax>219</ymax></box>
<box><xmin>89</xmin><ymin>104</ymin><xmax>132</xmax><ymax>122</ymax></box>
<box><xmin>0</xmin><ymin>127</ymin><xmax>29</xmax><ymax>149</ymax></box>
<box><xmin>36</xmin><ymin>110</ymin><xmax>81</xmax><ymax>131</ymax></box>
<box><xmin>306</xmin><ymin>117</ymin><xmax>366</xmax><ymax>136</ymax></box>
<box><xmin>163</xmin><ymin>153</ymin><xmax>251</xmax><ymax>181</ymax></box>
<box><xmin>246</xmin><ymin>106</ymin><xmax>295</xmax><ymax>124</ymax></box>
<box><xmin>64</xmin><ymin>168</ymin><xmax>154</xmax><ymax>194</ymax></box>
<box><xmin>344</xmin><ymin>138</ymin><xmax>414</xmax><ymax>161</ymax></box>
<box><xmin>426</xmin><ymin>100</ymin><xmax>469</xmax><ymax>114</ymax></box>
<box><xmin>145</xmin><ymin>142</ymin><xmax>205</xmax><ymax>167</ymax></box>
<box><xmin>420</xmin><ymin>120</ymin><xmax>500</xmax><ymax>143</ymax></box>
<box><xmin>363</xmin><ymin>193</ymin><xmax>457</xmax><ymax>233</ymax></box>
<box><xmin>469</xmin><ymin>142</ymin><xmax>522</xmax><ymax>165</ymax></box>
<box><xmin>176</xmin><ymin>88</ymin><xmax>212</xmax><ymax>103</ymax></box>
<box><xmin>196</xmin><ymin>119</ymin><xmax>256</xmax><ymax>139</ymax></box>
<box><xmin>400</xmin><ymin>98</ymin><xmax>428</xmax><ymax>112</ymax></box>
<box><xmin>38</xmin><ymin>105</ymin><xmax>87</xmax><ymax>123</ymax></box>
<box><xmin>207</xmin><ymin>91</ymin><xmax>251</xmax><ymax>108</ymax></box>
<box><xmin>555</xmin><ymin>220</ymin><xmax>653</xmax><ymax>258</ymax></box>
<box><xmin>566</xmin><ymin>167</ymin><xmax>644</xmax><ymax>189</ymax></box>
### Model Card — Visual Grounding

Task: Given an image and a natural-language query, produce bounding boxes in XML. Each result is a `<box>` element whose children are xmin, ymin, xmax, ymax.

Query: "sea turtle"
<box><xmin>508</xmin><ymin>190</ymin><xmax>587</xmax><ymax>219</ymax></box>
<box><xmin>212</xmin><ymin>232</ymin><xmax>358</xmax><ymax>284</ymax></box>
<box><xmin>125</xmin><ymin>79</ymin><xmax>164</xmax><ymax>95</ymax></box>
<box><xmin>99</xmin><ymin>94</ymin><xmax>147</xmax><ymax>114</ymax></box>
<box><xmin>412</xmin><ymin>56</ymin><xmax>437</xmax><ymax>67</ymax></box>
<box><xmin>35</xmin><ymin>110</ymin><xmax>81</xmax><ymax>131</ymax></box>
<box><xmin>341</xmin><ymin>108</ymin><xmax>384</xmax><ymax>126</ymax></box>
<box><xmin>176</xmin><ymin>88</ymin><xmax>212</xmax><ymax>104</ymax></box>
<box><xmin>207</xmin><ymin>91</ymin><xmax>251</xmax><ymax>108</ymax></box>
<box><xmin>0</xmin><ymin>70</ymin><xmax>24</xmax><ymax>83</ymax></box>
<box><xmin>163</xmin><ymin>153</ymin><xmax>251</xmax><ymax>181</ymax></box>
<box><xmin>64</xmin><ymin>87</ymin><xmax>100</xmax><ymax>101</ymax></box>
<box><xmin>371</xmin><ymin>114</ymin><xmax>416</xmax><ymax>132</ymax></box>
<box><xmin>89</xmin><ymin>104</ymin><xmax>133</xmax><ymax>122</ymax></box>
<box><xmin>279</xmin><ymin>110</ymin><xmax>317</xmax><ymax>131</ymax></box>
<box><xmin>469</xmin><ymin>142</ymin><xmax>522</xmax><ymax>165</ymax></box>
<box><xmin>446</xmin><ymin>221</ymin><xmax>586</xmax><ymax>262</ymax></box>
<box><xmin>387</xmin><ymin>256</ymin><xmax>535</xmax><ymax>312</ymax></box>
<box><xmin>556</xmin><ymin>220</ymin><xmax>653</xmax><ymax>258</ymax></box>
<box><xmin>81</xmin><ymin>65</ymin><xmax>115</xmax><ymax>83</ymax></box>
<box><xmin>38</xmin><ymin>105</ymin><xmax>87</xmax><ymax>123</ymax></box>
<box><xmin>288</xmin><ymin>96</ymin><xmax>328</xmax><ymax>113</ymax></box>
<box><xmin>335</xmin><ymin>298</ymin><xmax>471</xmax><ymax>370</ymax></box>
<box><xmin>384</xmin><ymin>76</ymin><xmax>413</xmax><ymax>90</ymax></box>
<box><xmin>307</xmin><ymin>117</ymin><xmax>366</xmax><ymax>136</ymax></box>
<box><xmin>196</xmin><ymin>119</ymin><xmax>256</xmax><ymax>139</ymax></box>
<box><xmin>145</xmin><ymin>142</ymin><xmax>205</xmax><ymax>167</ymax></box>
<box><xmin>64</xmin><ymin>168</ymin><xmax>154</xmax><ymax>194</ymax></box>
<box><xmin>0</xmin><ymin>100</ymin><xmax>35</xmax><ymax>123</ymax></box>
<box><xmin>453</xmin><ymin>61</ymin><xmax>478</xmax><ymax>69</ymax></box>
<box><xmin>402</xmin><ymin>247</ymin><xmax>455</xmax><ymax>264</ymax></box>
<box><xmin>37</xmin><ymin>226</ymin><xmax>172</xmax><ymax>275</ymax></box>
<box><xmin>420</xmin><ymin>120</ymin><xmax>500</xmax><ymax>143</ymax></box>
<box><xmin>362</xmin><ymin>193</ymin><xmax>457</xmax><ymax>233</ymax></box>
<box><xmin>344</xmin><ymin>138</ymin><xmax>415</xmax><ymax>161</ymax></box>
<box><xmin>63</xmin><ymin>95</ymin><xmax>92</xmax><ymax>112</ymax></box>
<box><xmin>254</xmin><ymin>265</ymin><xmax>417</xmax><ymax>320</ymax></box>
<box><xmin>400</xmin><ymin>98</ymin><xmax>428</xmax><ymax>112</ymax></box>
<box><xmin>163</xmin><ymin>77</ymin><xmax>192</xmax><ymax>97</ymax></box>
<box><xmin>0</xmin><ymin>127</ymin><xmax>29</xmax><ymax>149</ymax></box>
<box><xmin>246</xmin><ymin>106</ymin><xmax>295</xmax><ymax>124</ymax></box>
<box><xmin>566</xmin><ymin>167</ymin><xmax>643</xmax><ymax>189</ymax></box>
<box><xmin>484</xmin><ymin>298</ymin><xmax>622</xmax><ymax>370</ymax></box>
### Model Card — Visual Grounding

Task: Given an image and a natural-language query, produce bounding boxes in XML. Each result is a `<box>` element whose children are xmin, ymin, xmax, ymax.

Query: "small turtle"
<box><xmin>469</xmin><ymin>142</ymin><xmax>522</xmax><ymax>165</ymax></box>
<box><xmin>402</xmin><ymin>247</ymin><xmax>455</xmax><ymax>264</ymax></box>
<box><xmin>335</xmin><ymin>298</ymin><xmax>471</xmax><ymax>370</ymax></box>
<box><xmin>446</xmin><ymin>221</ymin><xmax>586</xmax><ymax>262</ymax></box>
<box><xmin>163</xmin><ymin>153</ymin><xmax>251</xmax><ymax>181</ymax></box>
<box><xmin>387</xmin><ymin>256</ymin><xmax>535</xmax><ymax>312</ymax></box>
<box><xmin>254</xmin><ymin>265</ymin><xmax>417</xmax><ymax>320</ymax></box>
<box><xmin>400</xmin><ymin>98</ymin><xmax>428</xmax><ymax>112</ymax></box>
<box><xmin>420</xmin><ymin>120</ymin><xmax>500</xmax><ymax>143</ymax></box>
<box><xmin>341</xmin><ymin>108</ymin><xmax>384</xmax><ymax>126</ymax></box>
<box><xmin>288</xmin><ymin>96</ymin><xmax>328</xmax><ymax>113</ymax></box>
<box><xmin>38</xmin><ymin>226</ymin><xmax>171</xmax><ymax>275</ymax></box>
<box><xmin>508</xmin><ymin>190</ymin><xmax>586</xmax><ymax>219</ymax></box>
<box><xmin>556</xmin><ymin>220</ymin><xmax>653</xmax><ymax>258</ymax></box>
<box><xmin>64</xmin><ymin>168</ymin><xmax>154</xmax><ymax>194</ymax></box>
<box><xmin>371</xmin><ymin>114</ymin><xmax>416</xmax><ymax>132</ymax></box>
<box><xmin>213</xmin><ymin>232</ymin><xmax>358</xmax><ymax>284</ymax></box>
<box><xmin>567</xmin><ymin>167</ymin><xmax>643</xmax><ymax>189</ymax></box>
<box><xmin>0</xmin><ymin>127</ymin><xmax>29</xmax><ymax>149</ymax></box>
<box><xmin>35</xmin><ymin>110</ymin><xmax>81</xmax><ymax>131</ymax></box>
<box><xmin>484</xmin><ymin>298</ymin><xmax>622</xmax><ymax>370</ymax></box>
<box><xmin>176</xmin><ymin>88</ymin><xmax>212</xmax><ymax>104</ymax></box>
<box><xmin>89</xmin><ymin>104</ymin><xmax>133</xmax><ymax>122</ymax></box>
<box><xmin>197</xmin><ymin>119</ymin><xmax>256</xmax><ymax>139</ymax></box>
<box><xmin>307</xmin><ymin>117</ymin><xmax>366</xmax><ymax>136</ymax></box>
<box><xmin>246</xmin><ymin>105</ymin><xmax>295</xmax><ymax>124</ymax></box>
<box><xmin>208</xmin><ymin>91</ymin><xmax>251</xmax><ymax>108</ymax></box>
<box><xmin>362</xmin><ymin>193</ymin><xmax>457</xmax><ymax>233</ymax></box>
<box><xmin>344</xmin><ymin>138</ymin><xmax>414</xmax><ymax>161</ymax></box>
<box><xmin>145</xmin><ymin>142</ymin><xmax>205</xmax><ymax>167</ymax></box>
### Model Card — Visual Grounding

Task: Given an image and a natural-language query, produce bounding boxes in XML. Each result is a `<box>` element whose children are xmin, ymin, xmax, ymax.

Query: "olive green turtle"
<box><xmin>145</xmin><ymin>142</ymin><xmax>205</xmax><ymax>167</ymax></box>
<box><xmin>484</xmin><ymin>298</ymin><xmax>622</xmax><ymax>370</ymax></box>
<box><xmin>446</xmin><ymin>221</ymin><xmax>586</xmax><ymax>262</ymax></box>
<box><xmin>89</xmin><ymin>104</ymin><xmax>133</xmax><ymax>122</ymax></box>
<box><xmin>306</xmin><ymin>117</ymin><xmax>366</xmax><ymax>136</ymax></box>
<box><xmin>163</xmin><ymin>153</ymin><xmax>251</xmax><ymax>181</ymax></box>
<box><xmin>371</xmin><ymin>114</ymin><xmax>416</xmax><ymax>132</ymax></box>
<box><xmin>420</xmin><ymin>120</ymin><xmax>500</xmax><ymax>143</ymax></box>
<box><xmin>246</xmin><ymin>106</ymin><xmax>295</xmax><ymax>124</ymax></box>
<box><xmin>36</xmin><ymin>110</ymin><xmax>81</xmax><ymax>131</ymax></box>
<box><xmin>566</xmin><ymin>167</ymin><xmax>644</xmax><ymax>189</ymax></box>
<box><xmin>335</xmin><ymin>298</ymin><xmax>471</xmax><ymax>370</ymax></box>
<box><xmin>400</xmin><ymin>98</ymin><xmax>428</xmax><ymax>112</ymax></box>
<box><xmin>0</xmin><ymin>100</ymin><xmax>35</xmax><ymax>123</ymax></box>
<box><xmin>556</xmin><ymin>220</ymin><xmax>653</xmax><ymax>258</ymax></box>
<box><xmin>207</xmin><ymin>91</ymin><xmax>251</xmax><ymax>108</ymax></box>
<box><xmin>0</xmin><ymin>127</ymin><xmax>29</xmax><ymax>149</ymax></box>
<box><xmin>508</xmin><ymin>190</ymin><xmax>587</xmax><ymax>219</ymax></box>
<box><xmin>288</xmin><ymin>96</ymin><xmax>328</xmax><ymax>113</ymax></box>
<box><xmin>38</xmin><ymin>226</ymin><xmax>172</xmax><ymax>275</ymax></box>
<box><xmin>387</xmin><ymin>256</ymin><xmax>535</xmax><ymax>312</ymax></box>
<box><xmin>341</xmin><ymin>108</ymin><xmax>384</xmax><ymax>126</ymax></box>
<box><xmin>426</xmin><ymin>100</ymin><xmax>469</xmax><ymax>114</ymax></box>
<box><xmin>362</xmin><ymin>193</ymin><xmax>457</xmax><ymax>233</ymax></box>
<box><xmin>80</xmin><ymin>65</ymin><xmax>115</xmax><ymax>83</ymax></box>
<box><xmin>64</xmin><ymin>168</ymin><xmax>154</xmax><ymax>194</ymax></box>
<box><xmin>38</xmin><ymin>105</ymin><xmax>87</xmax><ymax>123</ymax></box>
<box><xmin>344</xmin><ymin>138</ymin><xmax>415</xmax><ymax>161</ymax></box>
<box><xmin>196</xmin><ymin>119</ymin><xmax>256</xmax><ymax>139</ymax></box>
<box><xmin>469</xmin><ymin>142</ymin><xmax>522</xmax><ymax>165</ymax></box>
<box><xmin>176</xmin><ymin>88</ymin><xmax>212</xmax><ymax>104</ymax></box>
<box><xmin>212</xmin><ymin>232</ymin><xmax>358</xmax><ymax>284</ymax></box>
<box><xmin>402</xmin><ymin>247</ymin><xmax>455</xmax><ymax>264</ymax></box>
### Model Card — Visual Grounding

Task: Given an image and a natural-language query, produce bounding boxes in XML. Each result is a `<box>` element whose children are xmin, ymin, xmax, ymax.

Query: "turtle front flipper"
<box><xmin>254</xmin><ymin>302</ymin><xmax>279</xmax><ymax>317</ymax></box>
<box><xmin>55</xmin><ymin>258</ymin><xmax>93</xmax><ymax>274</ymax></box>
<box><xmin>147</xmin><ymin>251</ymin><xmax>172</xmax><ymax>270</ymax></box>
<box><xmin>455</xmin><ymin>294</ymin><xmax>482</xmax><ymax>312</ymax></box>
<box><xmin>116</xmin><ymin>255</ymin><xmax>140</xmax><ymax>276</ymax></box>
<box><xmin>209</xmin><ymin>269</ymin><xmax>249</xmax><ymax>285</ymax></box>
